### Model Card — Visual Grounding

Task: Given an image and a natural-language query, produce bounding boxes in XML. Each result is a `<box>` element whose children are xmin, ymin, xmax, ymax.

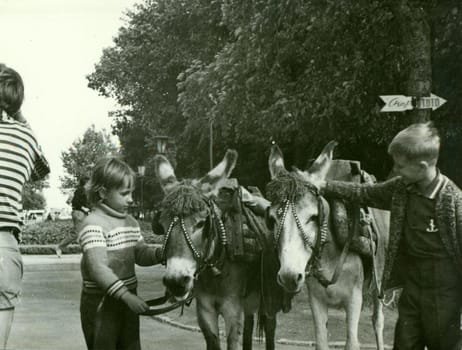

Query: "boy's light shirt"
<box><xmin>405</xmin><ymin>170</ymin><xmax>444</xmax><ymax>199</ymax></box>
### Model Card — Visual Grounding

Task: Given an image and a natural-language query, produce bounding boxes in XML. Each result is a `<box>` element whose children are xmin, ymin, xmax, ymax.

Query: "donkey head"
<box><xmin>154</xmin><ymin>150</ymin><xmax>238</xmax><ymax>299</ymax></box>
<box><xmin>266</xmin><ymin>141</ymin><xmax>337</xmax><ymax>293</ymax></box>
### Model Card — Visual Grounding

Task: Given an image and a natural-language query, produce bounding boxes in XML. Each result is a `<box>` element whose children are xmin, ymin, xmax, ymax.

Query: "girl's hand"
<box><xmin>121</xmin><ymin>292</ymin><xmax>149</xmax><ymax>314</ymax></box>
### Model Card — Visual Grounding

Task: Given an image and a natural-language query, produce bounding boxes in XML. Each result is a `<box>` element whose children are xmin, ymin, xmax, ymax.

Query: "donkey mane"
<box><xmin>160</xmin><ymin>180</ymin><xmax>209</xmax><ymax>217</ymax></box>
<box><xmin>266</xmin><ymin>171</ymin><xmax>318</xmax><ymax>205</ymax></box>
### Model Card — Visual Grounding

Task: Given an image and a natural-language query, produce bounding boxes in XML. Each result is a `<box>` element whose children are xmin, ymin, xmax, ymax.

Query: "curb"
<box><xmin>19</xmin><ymin>243</ymin><xmax>161</xmax><ymax>255</ymax></box>
<box><xmin>150</xmin><ymin>315</ymin><xmax>393</xmax><ymax>349</ymax></box>
<box><xmin>22</xmin><ymin>254</ymin><xmax>81</xmax><ymax>271</ymax></box>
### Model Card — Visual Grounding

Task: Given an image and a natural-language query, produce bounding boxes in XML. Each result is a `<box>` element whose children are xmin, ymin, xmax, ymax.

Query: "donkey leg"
<box><xmin>309</xmin><ymin>293</ymin><xmax>329</xmax><ymax>350</ymax></box>
<box><xmin>344</xmin><ymin>287</ymin><xmax>362</xmax><ymax>350</ymax></box>
<box><xmin>263</xmin><ymin>314</ymin><xmax>276</xmax><ymax>350</ymax></box>
<box><xmin>372</xmin><ymin>295</ymin><xmax>384</xmax><ymax>350</ymax></box>
<box><xmin>197</xmin><ymin>296</ymin><xmax>221</xmax><ymax>350</ymax></box>
<box><xmin>243</xmin><ymin>314</ymin><xmax>254</xmax><ymax>350</ymax></box>
<box><xmin>221</xmin><ymin>296</ymin><xmax>243</xmax><ymax>350</ymax></box>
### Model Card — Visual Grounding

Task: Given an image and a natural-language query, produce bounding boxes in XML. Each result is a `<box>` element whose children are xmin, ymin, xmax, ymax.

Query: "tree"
<box><xmin>87</xmin><ymin>0</ymin><xmax>228</xmax><ymax>177</ymax></box>
<box><xmin>88</xmin><ymin>0</ymin><xmax>462</xmax><ymax>187</ymax></box>
<box><xmin>22</xmin><ymin>179</ymin><xmax>48</xmax><ymax>210</ymax></box>
<box><xmin>60</xmin><ymin>125</ymin><xmax>119</xmax><ymax>191</ymax></box>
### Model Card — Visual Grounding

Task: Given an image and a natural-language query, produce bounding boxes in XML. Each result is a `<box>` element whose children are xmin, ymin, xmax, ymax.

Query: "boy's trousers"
<box><xmin>80</xmin><ymin>291</ymin><xmax>141</xmax><ymax>350</ymax></box>
<box><xmin>393</xmin><ymin>256</ymin><xmax>462</xmax><ymax>350</ymax></box>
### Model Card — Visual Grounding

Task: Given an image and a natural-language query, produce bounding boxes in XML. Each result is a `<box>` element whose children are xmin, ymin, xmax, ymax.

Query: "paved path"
<box><xmin>7</xmin><ymin>255</ymin><xmax>307</xmax><ymax>350</ymax></box>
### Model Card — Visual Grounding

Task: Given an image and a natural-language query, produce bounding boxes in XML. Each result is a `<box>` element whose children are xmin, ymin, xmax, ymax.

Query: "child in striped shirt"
<box><xmin>78</xmin><ymin>157</ymin><xmax>162</xmax><ymax>350</ymax></box>
<box><xmin>0</xmin><ymin>64</ymin><xmax>49</xmax><ymax>349</ymax></box>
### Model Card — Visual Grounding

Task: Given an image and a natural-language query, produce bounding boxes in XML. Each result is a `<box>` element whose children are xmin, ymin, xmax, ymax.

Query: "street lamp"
<box><xmin>208</xmin><ymin>93</ymin><xmax>218</xmax><ymax>170</ymax></box>
<box><xmin>153</xmin><ymin>136</ymin><xmax>169</xmax><ymax>155</ymax></box>
<box><xmin>137</xmin><ymin>165</ymin><xmax>146</xmax><ymax>220</ymax></box>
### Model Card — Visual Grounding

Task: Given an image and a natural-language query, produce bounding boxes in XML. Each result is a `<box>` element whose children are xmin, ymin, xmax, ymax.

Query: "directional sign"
<box><xmin>415</xmin><ymin>94</ymin><xmax>447</xmax><ymax>111</ymax></box>
<box><xmin>380</xmin><ymin>95</ymin><xmax>413</xmax><ymax>112</ymax></box>
<box><xmin>380</xmin><ymin>93</ymin><xmax>447</xmax><ymax>113</ymax></box>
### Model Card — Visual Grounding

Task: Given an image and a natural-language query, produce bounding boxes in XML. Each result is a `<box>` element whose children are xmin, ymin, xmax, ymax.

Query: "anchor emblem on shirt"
<box><xmin>426</xmin><ymin>219</ymin><xmax>438</xmax><ymax>233</ymax></box>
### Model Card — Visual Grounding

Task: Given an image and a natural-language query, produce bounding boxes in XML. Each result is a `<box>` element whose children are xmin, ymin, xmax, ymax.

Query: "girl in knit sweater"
<box><xmin>78</xmin><ymin>157</ymin><xmax>162</xmax><ymax>350</ymax></box>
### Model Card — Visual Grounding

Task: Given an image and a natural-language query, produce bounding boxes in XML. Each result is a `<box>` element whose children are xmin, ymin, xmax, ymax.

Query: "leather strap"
<box><xmin>313</xmin><ymin>203</ymin><xmax>359</xmax><ymax>288</ymax></box>
<box><xmin>141</xmin><ymin>294</ymin><xmax>194</xmax><ymax>316</ymax></box>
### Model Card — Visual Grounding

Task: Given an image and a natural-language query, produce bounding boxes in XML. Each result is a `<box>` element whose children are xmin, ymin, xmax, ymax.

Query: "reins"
<box><xmin>141</xmin><ymin>293</ymin><xmax>194</xmax><ymax>316</ymax></box>
<box><xmin>310</xmin><ymin>204</ymin><xmax>359</xmax><ymax>288</ymax></box>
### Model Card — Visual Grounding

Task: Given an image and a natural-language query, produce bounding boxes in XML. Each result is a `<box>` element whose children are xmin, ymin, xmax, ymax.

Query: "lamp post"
<box><xmin>208</xmin><ymin>94</ymin><xmax>217</xmax><ymax>170</ymax></box>
<box><xmin>154</xmin><ymin>136</ymin><xmax>169</xmax><ymax>155</ymax></box>
<box><xmin>137</xmin><ymin>165</ymin><xmax>146</xmax><ymax>220</ymax></box>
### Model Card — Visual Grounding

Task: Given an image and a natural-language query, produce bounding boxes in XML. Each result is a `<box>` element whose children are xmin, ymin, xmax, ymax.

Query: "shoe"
<box><xmin>55</xmin><ymin>246</ymin><xmax>62</xmax><ymax>258</ymax></box>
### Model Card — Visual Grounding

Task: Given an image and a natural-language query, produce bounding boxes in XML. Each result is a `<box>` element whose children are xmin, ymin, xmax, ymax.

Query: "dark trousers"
<box><xmin>393</xmin><ymin>256</ymin><xmax>462</xmax><ymax>350</ymax></box>
<box><xmin>80</xmin><ymin>292</ymin><xmax>141</xmax><ymax>350</ymax></box>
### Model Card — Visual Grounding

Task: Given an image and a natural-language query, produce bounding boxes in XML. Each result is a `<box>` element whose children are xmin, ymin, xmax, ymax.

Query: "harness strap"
<box><xmin>364</xmin><ymin>207</ymin><xmax>382</xmax><ymax>297</ymax></box>
<box><xmin>313</xmin><ymin>203</ymin><xmax>359</xmax><ymax>287</ymax></box>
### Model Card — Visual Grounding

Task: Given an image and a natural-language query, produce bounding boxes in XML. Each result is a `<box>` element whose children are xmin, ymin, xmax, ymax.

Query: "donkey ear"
<box><xmin>268</xmin><ymin>143</ymin><xmax>286</xmax><ymax>179</ymax></box>
<box><xmin>199</xmin><ymin>149</ymin><xmax>238</xmax><ymax>196</ymax></box>
<box><xmin>307</xmin><ymin>140</ymin><xmax>338</xmax><ymax>180</ymax></box>
<box><xmin>154</xmin><ymin>155</ymin><xmax>178</xmax><ymax>193</ymax></box>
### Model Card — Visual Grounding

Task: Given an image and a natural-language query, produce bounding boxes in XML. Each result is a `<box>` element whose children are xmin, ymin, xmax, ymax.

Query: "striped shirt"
<box><xmin>0</xmin><ymin>118</ymin><xmax>49</xmax><ymax>232</ymax></box>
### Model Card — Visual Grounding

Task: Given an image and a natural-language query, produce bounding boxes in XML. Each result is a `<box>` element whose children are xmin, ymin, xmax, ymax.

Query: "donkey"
<box><xmin>153</xmin><ymin>150</ymin><xmax>282</xmax><ymax>350</ymax></box>
<box><xmin>265</xmin><ymin>141</ymin><xmax>389</xmax><ymax>350</ymax></box>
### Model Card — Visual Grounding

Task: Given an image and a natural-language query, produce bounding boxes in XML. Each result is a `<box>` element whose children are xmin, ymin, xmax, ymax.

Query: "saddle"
<box><xmin>216</xmin><ymin>179</ymin><xmax>264</xmax><ymax>262</ymax></box>
<box><xmin>216</xmin><ymin>179</ymin><xmax>293</xmax><ymax>315</ymax></box>
<box><xmin>326</xmin><ymin>160</ymin><xmax>378</xmax><ymax>258</ymax></box>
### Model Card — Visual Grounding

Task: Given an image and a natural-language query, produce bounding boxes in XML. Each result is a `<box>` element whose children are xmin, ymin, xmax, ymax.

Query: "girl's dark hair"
<box><xmin>0</xmin><ymin>64</ymin><xmax>24</xmax><ymax>117</ymax></box>
<box><xmin>86</xmin><ymin>157</ymin><xmax>135</xmax><ymax>206</ymax></box>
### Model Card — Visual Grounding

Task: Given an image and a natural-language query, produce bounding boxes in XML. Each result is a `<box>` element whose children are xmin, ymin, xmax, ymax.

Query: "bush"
<box><xmin>21</xmin><ymin>220</ymin><xmax>74</xmax><ymax>245</ymax></box>
<box><xmin>21</xmin><ymin>219</ymin><xmax>163</xmax><ymax>245</ymax></box>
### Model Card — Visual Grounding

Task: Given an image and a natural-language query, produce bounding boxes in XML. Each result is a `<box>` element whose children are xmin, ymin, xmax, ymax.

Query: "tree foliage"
<box><xmin>60</xmin><ymin>125</ymin><xmax>119</xmax><ymax>191</ymax></box>
<box><xmin>88</xmin><ymin>0</ymin><xmax>462</xmax><ymax>190</ymax></box>
<box><xmin>22</xmin><ymin>180</ymin><xmax>48</xmax><ymax>210</ymax></box>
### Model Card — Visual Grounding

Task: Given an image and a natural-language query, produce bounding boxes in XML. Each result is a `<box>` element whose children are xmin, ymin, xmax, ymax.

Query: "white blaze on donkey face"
<box><xmin>276</xmin><ymin>193</ymin><xmax>319</xmax><ymax>293</ymax></box>
<box><xmin>154</xmin><ymin>150</ymin><xmax>238</xmax><ymax>300</ymax></box>
<box><xmin>268</xmin><ymin>141</ymin><xmax>336</xmax><ymax>294</ymax></box>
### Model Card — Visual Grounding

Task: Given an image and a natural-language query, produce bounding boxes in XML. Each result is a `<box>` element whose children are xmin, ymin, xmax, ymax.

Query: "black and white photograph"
<box><xmin>1</xmin><ymin>0</ymin><xmax>461</xmax><ymax>349</ymax></box>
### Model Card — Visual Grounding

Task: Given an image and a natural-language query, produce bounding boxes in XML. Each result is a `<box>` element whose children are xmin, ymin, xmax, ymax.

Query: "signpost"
<box><xmin>380</xmin><ymin>93</ymin><xmax>446</xmax><ymax>113</ymax></box>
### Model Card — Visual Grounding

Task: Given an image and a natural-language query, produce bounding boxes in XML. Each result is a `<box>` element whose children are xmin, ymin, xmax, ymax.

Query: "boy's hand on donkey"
<box><xmin>241</xmin><ymin>186</ymin><xmax>270</xmax><ymax>212</ymax></box>
<box><xmin>121</xmin><ymin>292</ymin><xmax>149</xmax><ymax>314</ymax></box>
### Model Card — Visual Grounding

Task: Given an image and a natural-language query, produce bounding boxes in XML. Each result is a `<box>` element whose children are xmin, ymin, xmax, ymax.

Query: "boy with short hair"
<box><xmin>319</xmin><ymin>122</ymin><xmax>462</xmax><ymax>350</ymax></box>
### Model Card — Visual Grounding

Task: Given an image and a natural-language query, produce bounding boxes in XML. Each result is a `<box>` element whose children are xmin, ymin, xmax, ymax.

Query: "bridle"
<box><xmin>160</xmin><ymin>200</ymin><xmax>228</xmax><ymax>278</ymax></box>
<box><xmin>273</xmin><ymin>185</ymin><xmax>332</xmax><ymax>284</ymax></box>
<box><xmin>274</xmin><ymin>198</ymin><xmax>328</xmax><ymax>252</ymax></box>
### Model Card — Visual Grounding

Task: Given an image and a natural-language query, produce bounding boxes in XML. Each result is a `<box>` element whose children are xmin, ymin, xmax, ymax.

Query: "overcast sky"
<box><xmin>0</xmin><ymin>0</ymin><xmax>137</xmax><ymax>209</ymax></box>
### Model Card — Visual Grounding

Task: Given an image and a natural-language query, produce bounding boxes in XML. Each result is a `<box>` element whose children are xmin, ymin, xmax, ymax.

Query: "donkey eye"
<box><xmin>195</xmin><ymin>220</ymin><xmax>206</xmax><ymax>229</ymax></box>
<box><xmin>305</xmin><ymin>215</ymin><xmax>318</xmax><ymax>225</ymax></box>
<box><xmin>265</xmin><ymin>208</ymin><xmax>277</xmax><ymax>230</ymax></box>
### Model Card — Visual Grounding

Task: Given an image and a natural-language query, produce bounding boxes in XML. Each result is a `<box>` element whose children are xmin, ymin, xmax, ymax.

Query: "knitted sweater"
<box><xmin>323</xmin><ymin>174</ymin><xmax>462</xmax><ymax>292</ymax></box>
<box><xmin>0</xmin><ymin>119</ymin><xmax>49</xmax><ymax>233</ymax></box>
<box><xmin>78</xmin><ymin>203</ymin><xmax>162</xmax><ymax>298</ymax></box>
